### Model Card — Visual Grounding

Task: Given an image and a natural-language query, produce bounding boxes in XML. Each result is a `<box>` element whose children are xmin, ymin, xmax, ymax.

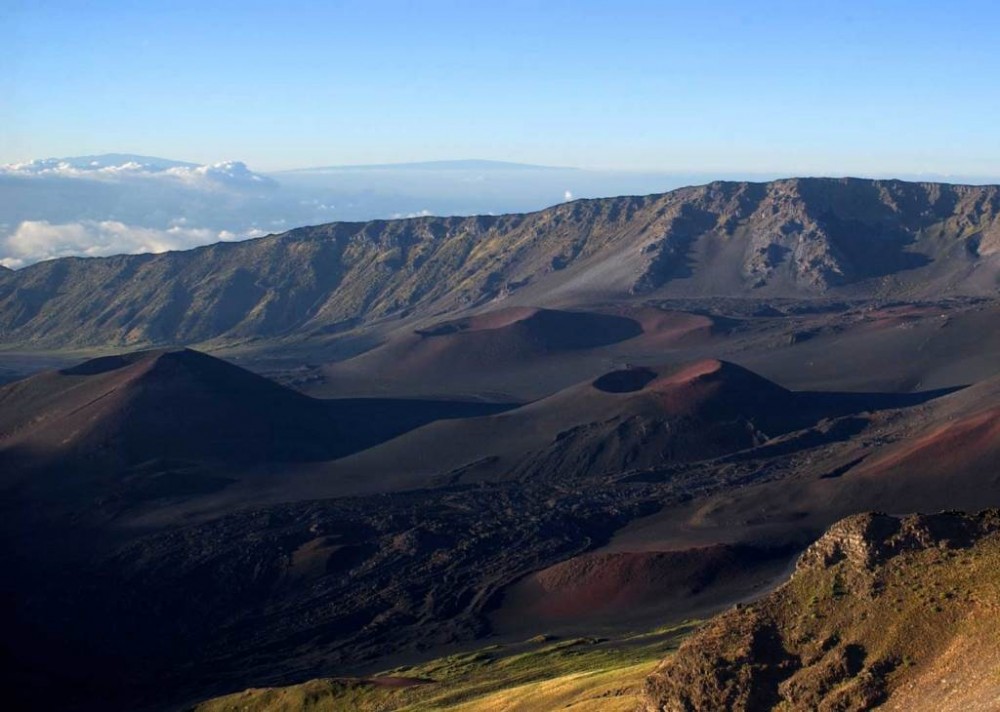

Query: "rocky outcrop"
<box><xmin>796</xmin><ymin>511</ymin><xmax>1000</xmax><ymax>572</ymax></box>
<box><xmin>643</xmin><ymin>607</ymin><xmax>798</xmax><ymax>711</ymax></box>
<box><xmin>642</xmin><ymin>510</ymin><xmax>1000</xmax><ymax>712</ymax></box>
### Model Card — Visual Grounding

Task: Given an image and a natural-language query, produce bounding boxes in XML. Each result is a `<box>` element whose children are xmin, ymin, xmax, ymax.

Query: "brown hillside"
<box><xmin>643</xmin><ymin>510</ymin><xmax>1000</xmax><ymax>712</ymax></box>
<box><xmin>490</xmin><ymin>543</ymin><xmax>793</xmax><ymax>635</ymax></box>
<box><xmin>332</xmin><ymin>359</ymin><xmax>816</xmax><ymax>485</ymax></box>
<box><xmin>334</xmin><ymin>307</ymin><xmax>642</xmax><ymax>376</ymax></box>
<box><xmin>0</xmin><ymin>349</ymin><xmax>513</xmax><ymax>511</ymax></box>
<box><xmin>0</xmin><ymin>348</ymin><xmax>340</xmax><ymax>469</ymax></box>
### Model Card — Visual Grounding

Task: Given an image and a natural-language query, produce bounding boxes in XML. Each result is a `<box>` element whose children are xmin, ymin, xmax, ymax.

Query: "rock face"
<box><xmin>0</xmin><ymin>178</ymin><xmax>998</xmax><ymax>348</ymax></box>
<box><xmin>795</xmin><ymin>511</ymin><xmax>995</xmax><ymax>572</ymax></box>
<box><xmin>642</xmin><ymin>510</ymin><xmax>1000</xmax><ymax>712</ymax></box>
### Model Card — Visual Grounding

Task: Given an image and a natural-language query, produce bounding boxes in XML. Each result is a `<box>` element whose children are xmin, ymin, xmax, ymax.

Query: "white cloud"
<box><xmin>0</xmin><ymin>220</ymin><xmax>265</xmax><ymax>269</ymax></box>
<box><xmin>0</xmin><ymin>157</ymin><xmax>274</xmax><ymax>191</ymax></box>
<box><xmin>564</xmin><ymin>190</ymin><xmax>573</xmax><ymax>201</ymax></box>
<box><xmin>163</xmin><ymin>161</ymin><xmax>275</xmax><ymax>189</ymax></box>
<box><xmin>299</xmin><ymin>199</ymin><xmax>336</xmax><ymax>211</ymax></box>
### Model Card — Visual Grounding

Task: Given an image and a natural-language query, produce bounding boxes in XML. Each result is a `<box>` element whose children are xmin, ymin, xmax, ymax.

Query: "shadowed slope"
<box><xmin>333</xmin><ymin>359</ymin><xmax>913</xmax><ymax>486</ymax></box>
<box><xmin>617</xmin><ymin>371</ymin><xmax>1000</xmax><ymax>562</ymax></box>
<box><xmin>318</xmin><ymin>305</ymin><xmax>713</xmax><ymax>399</ymax></box>
<box><xmin>513</xmin><ymin>361</ymin><xmax>798</xmax><ymax>478</ymax></box>
<box><xmin>0</xmin><ymin>348</ymin><xmax>514</xmax><ymax>508</ymax></box>
<box><xmin>853</xmin><ymin>375</ymin><xmax>1000</xmax><ymax>484</ymax></box>
<box><xmin>336</xmin><ymin>307</ymin><xmax>643</xmax><ymax>377</ymax></box>
<box><xmin>0</xmin><ymin>348</ymin><xmax>341</xmax><ymax>469</ymax></box>
<box><xmin>804</xmin><ymin>374</ymin><xmax>1000</xmax><ymax>518</ymax></box>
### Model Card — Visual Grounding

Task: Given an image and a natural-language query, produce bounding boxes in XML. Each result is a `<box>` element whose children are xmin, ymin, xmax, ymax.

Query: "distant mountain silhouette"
<box><xmin>2</xmin><ymin>153</ymin><xmax>200</xmax><ymax>171</ymax></box>
<box><xmin>279</xmin><ymin>158</ymin><xmax>571</xmax><ymax>172</ymax></box>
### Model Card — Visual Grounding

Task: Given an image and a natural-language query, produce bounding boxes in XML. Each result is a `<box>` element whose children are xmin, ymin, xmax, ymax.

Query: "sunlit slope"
<box><xmin>1</xmin><ymin>177</ymin><xmax>997</xmax><ymax>348</ymax></box>
<box><xmin>193</xmin><ymin>624</ymin><xmax>697</xmax><ymax>712</ymax></box>
<box><xmin>642</xmin><ymin>510</ymin><xmax>1000</xmax><ymax>711</ymax></box>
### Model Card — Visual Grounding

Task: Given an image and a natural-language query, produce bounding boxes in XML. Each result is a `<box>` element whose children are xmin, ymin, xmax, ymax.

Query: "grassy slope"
<box><xmin>192</xmin><ymin>622</ymin><xmax>698</xmax><ymax>712</ymax></box>
<box><xmin>643</xmin><ymin>511</ymin><xmax>1000</xmax><ymax>711</ymax></box>
<box><xmin>193</xmin><ymin>512</ymin><xmax>1000</xmax><ymax>712</ymax></box>
<box><xmin>778</xmin><ymin>539</ymin><xmax>1000</xmax><ymax>709</ymax></box>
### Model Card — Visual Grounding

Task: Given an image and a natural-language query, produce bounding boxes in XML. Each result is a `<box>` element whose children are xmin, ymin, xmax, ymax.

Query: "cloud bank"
<box><xmin>0</xmin><ymin>155</ymin><xmax>292</xmax><ymax>267</ymax></box>
<box><xmin>0</xmin><ymin>156</ymin><xmax>276</xmax><ymax>191</ymax></box>
<box><xmin>0</xmin><ymin>152</ymin><xmax>723</xmax><ymax>268</ymax></box>
<box><xmin>0</xmin><ymin>220</ymin><xmax>261</xmax><ymax>269</ymax></box>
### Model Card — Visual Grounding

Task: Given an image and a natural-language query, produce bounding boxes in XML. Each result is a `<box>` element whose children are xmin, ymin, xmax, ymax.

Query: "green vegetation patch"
<box><xmin>193</xmin><ymin>621</ymin><xmax>699</xmax><ymax>712</ymax></box>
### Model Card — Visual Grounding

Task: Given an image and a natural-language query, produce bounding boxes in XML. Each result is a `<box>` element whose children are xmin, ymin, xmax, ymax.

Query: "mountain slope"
<box><xmin>672</xmin><ymin>371</ymin><xmax>1000</xmax><ymax>542</ymax></box>
<box><xmin>318</xmin><ymin>304</ymin><xmax>715</xmax><ymax>399</ymax></box>
<box><xmin>0</xmin><ymin>349</ymin><xmax>513</xmax><ymax>511</ymax></box>
<box><xmin>0</xmin><ymin>178</ymin><xmax>998</xmax><ymax>348</ymax></box>
<box><xmin>331</xmin><ymin>359</ymin><xmax>904</xmax><ymax>486</ymax></box>
<box><xmin>0</xmin><ymin>348</ymin><xmax>341</xmax><ymax>469</ymax></box>
<box><xmin>504</xmin><ymin>360</ymin><xmax>800</xmax><ymax>480</ymax></box>
<box><xmin>850</xmin><ymin>374</ymin><xmax>1000</xmax><ymax>485</ymax></box>
<box><xmin>642</xmin><ymin>510</ymin><xmax>1000</xmax><ymax>712</ymax></box>
<box><xmin>337</xmin><ymin>307</ymin><xmax>643</xmax><ymax>377</ymax></box>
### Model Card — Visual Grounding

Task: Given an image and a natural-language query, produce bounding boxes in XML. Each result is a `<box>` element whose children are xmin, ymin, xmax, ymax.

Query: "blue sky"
<box><xmin>3</xmin><ymin>0</ymin><xmax>999</xmax><ymax>175</ymax></box>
